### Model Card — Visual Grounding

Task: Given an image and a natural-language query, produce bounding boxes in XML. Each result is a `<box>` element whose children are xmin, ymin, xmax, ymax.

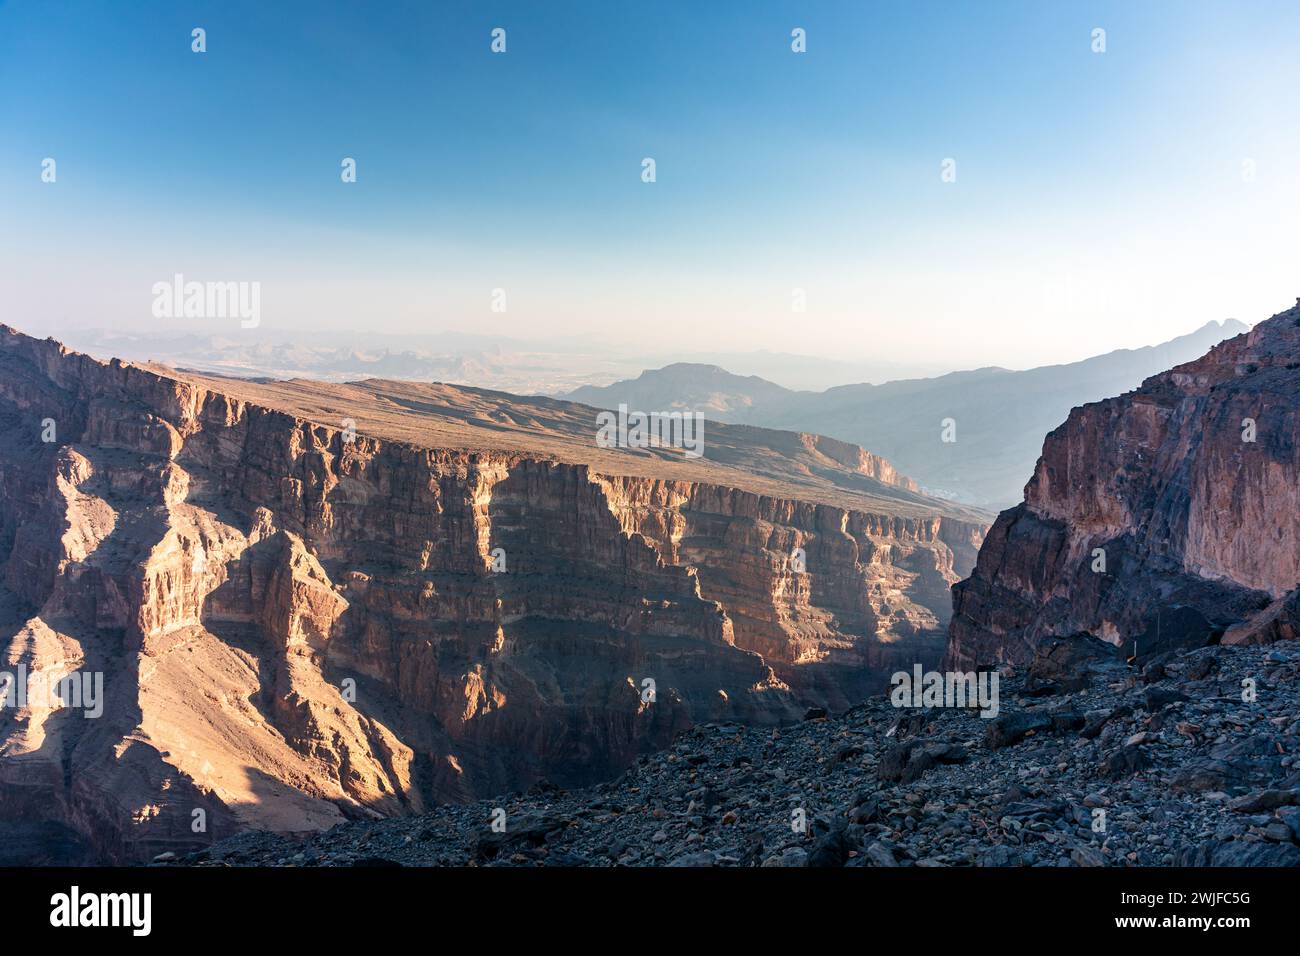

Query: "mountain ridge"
<box><xmin>567</xmin><ymin>319</ymin><xmax>1250</xmax><ymax>507</ymax></box>
<box><xmin>947</xmin><ymin>302</ymin><xmax>1299</xmax><ymax>671</ymax></box>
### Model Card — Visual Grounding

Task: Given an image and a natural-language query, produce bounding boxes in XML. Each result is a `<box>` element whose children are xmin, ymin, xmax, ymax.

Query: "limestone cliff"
<box><xmin>948</xmin><ymin>302</ymin><xmax>1300</xmax><ymax>670</ymax></box>
<box><xmin>0</xmin><ymin>324</ymin><xmax>984</xmax><ymax>863</ymax></box>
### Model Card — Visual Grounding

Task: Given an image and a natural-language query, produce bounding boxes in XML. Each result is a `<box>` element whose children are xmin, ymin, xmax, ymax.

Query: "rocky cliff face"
<box><xmin>0</xmin><ymin>325</ymin><xmax>983</xmax><ymax>863</ymax></box>
<box><xmin>948</xmin><ymin>302</ymin><xmax>1300</xmax><ymax>670</ymax></box>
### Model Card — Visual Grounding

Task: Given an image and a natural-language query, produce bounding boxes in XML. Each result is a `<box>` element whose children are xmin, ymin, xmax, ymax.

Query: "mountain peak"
<box><xmin>949</xmin><ymin>301</ymin><xmax>1300</xmax><ymax>671</ymax></box>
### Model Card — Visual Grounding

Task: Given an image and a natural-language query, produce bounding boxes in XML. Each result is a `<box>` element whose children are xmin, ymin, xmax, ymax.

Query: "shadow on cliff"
<box><xmin>0</xmin><ymin>434</ymin><xmax>241</xmax><ymax>863</ymax></box>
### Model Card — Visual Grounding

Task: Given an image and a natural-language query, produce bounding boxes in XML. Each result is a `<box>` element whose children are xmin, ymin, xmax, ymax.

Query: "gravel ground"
<box><xmin>176</xmin><ymin>641</ymin><xmax>1300</xmax><ymax>867</ymax></box>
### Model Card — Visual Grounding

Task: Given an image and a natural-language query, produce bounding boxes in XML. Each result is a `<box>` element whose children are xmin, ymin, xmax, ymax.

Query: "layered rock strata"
<box><xmin>0</xmin><ymin>325</ymin><xmax>983</xmax><ymax>862</ymax></box>
<box><xmin>948</xmin><ymin>302</ymin><xmax>1300</xmax><ymax>670</ymax></box>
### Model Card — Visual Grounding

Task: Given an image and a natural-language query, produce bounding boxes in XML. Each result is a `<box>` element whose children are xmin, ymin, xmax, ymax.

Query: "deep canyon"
<box><xmin>0</xmin><ymin>323</ymin><xmax>983</xmax><ymax>863</ymax></box>
<box><xmin>3</xmin><ymin>300</ymin><xmax>1295</xmax><ymax>867</ymax></box>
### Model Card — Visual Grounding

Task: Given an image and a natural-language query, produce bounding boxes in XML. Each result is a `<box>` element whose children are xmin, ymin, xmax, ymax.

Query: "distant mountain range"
<box><xmin>566</xmin><ymin>319</ymin><xmax>1251</xmax><ymax>509</ymax></box>
<box><xmin>37</xmin><ymin>326</ymin><xmax>947</xmax><ymax>397</ymax></box>
<box><xmin>50</xmin><ymin>318</ymin><xmax>1252</xmax><ymax>509</ymax></box>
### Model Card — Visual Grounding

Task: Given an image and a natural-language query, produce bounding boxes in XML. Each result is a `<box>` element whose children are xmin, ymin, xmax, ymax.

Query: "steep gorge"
<box><xmin>0</xmin><ymin>325</ymin><xmax>984</xmax><ymax>863</ymax></box>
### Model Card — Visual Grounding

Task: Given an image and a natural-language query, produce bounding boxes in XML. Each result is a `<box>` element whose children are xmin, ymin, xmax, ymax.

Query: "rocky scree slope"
<box><xmin>0</xmin><ymin>325</ymin><xmax>982</xmax><ymax>863</ymax></box>
<box><xmin>192</xmin><ymin>639</ymin><xmax>1300</xmax><ymax>867</ymax></box>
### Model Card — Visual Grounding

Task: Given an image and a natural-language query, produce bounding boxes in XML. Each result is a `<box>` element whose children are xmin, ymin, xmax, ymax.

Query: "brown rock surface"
<box><xmin>0</xmin><ymin>324</ymin><xmax>985</xmax><ymax>862</ymax></box>
<box><xmin>948</xmin><ymin>302</ymin><xmax>1300</xmax><ymax>670</ymax></box>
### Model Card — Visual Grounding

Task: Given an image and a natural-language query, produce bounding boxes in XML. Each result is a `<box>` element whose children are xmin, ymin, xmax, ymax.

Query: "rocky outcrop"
<box><xmin>0</xmin><ymin>325</ymin><xmax>983</xmax><ymax>862</ymax></box>
<box><xmin>948</xmin><ymin>302</ymin><xmax>1300</xmax><ymax>670</ymax></box>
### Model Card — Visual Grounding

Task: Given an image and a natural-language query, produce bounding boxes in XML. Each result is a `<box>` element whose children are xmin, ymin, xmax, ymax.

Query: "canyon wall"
<box><xmin>948</xmin><ymin>302</ymin><xmax>1300</xmax><ymax>670</ymax></box>
<box><xmin>0</xmin><ymin>325</ymin><xmax>982</xmax><ymax>862</ymax></box>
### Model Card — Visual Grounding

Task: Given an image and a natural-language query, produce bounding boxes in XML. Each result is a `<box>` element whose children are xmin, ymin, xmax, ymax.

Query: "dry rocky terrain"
<box><xmin>189</xmin><ymin>640</ymin><xmax>1300</xmax><ymax>867</ymax></box>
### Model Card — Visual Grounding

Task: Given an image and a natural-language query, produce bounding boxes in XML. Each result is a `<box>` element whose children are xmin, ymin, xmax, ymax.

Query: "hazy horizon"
<box><xmin>2</xmin><ymin>312</ymin><xmax>1249</xmax><ymax>398</ymax></box>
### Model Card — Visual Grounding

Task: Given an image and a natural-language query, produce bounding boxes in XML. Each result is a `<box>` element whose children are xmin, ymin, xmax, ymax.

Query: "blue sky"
<box><xmin>2</xmin><ymin>0</ymin><xmax>1299</xmax><ymax>367</ymax></box>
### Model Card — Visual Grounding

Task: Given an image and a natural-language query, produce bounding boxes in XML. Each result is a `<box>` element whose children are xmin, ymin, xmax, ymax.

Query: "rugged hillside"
<box><xmin>0</xmin><ymin>324</ymin><xmax>984</xmax><ymax>863</ymax></box>
<box><xmin>569</xmin><ymin>320</ymin><xmax>1249</xmax><ymax>507</ymax></box>
<box><xmin>192</xmin><ymin>640</ymin><xmax>1300</xmax><ymax>868</ymax></box>
<box><xmin>948</xmin><ymin>303</ymin><xmax>1299</xmax><ymax>671</ymax></box>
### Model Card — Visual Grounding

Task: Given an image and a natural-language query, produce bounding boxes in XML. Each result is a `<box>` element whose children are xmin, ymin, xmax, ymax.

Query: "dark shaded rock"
<box><xmin>996</xmin><ymin>784</ymin><xmax>1032</xmax><ymax>808</ymax></box>
<box><xmin>1183</xmin><ymin>652</ymin><xmax>1221</xmax><ymax>681</ymax></box>
<box><xmin>1229</xmin><ymin>789</ymin><xmax>1300</xmax><ymax>813</ymax></box>
<box><xmin>1081</xmin><ymin>704</ymin><xmax>1132</xmax><ymax>739</ymax></box>
<box><xmin>806</xmin><ymin>821</ymin><xmax>853</xmax><ymax>867</ymax></box>
<box><xmin>1098</xmin><ymin>745</ymin><xmax>1149</xmax><ymax>779</ymax></box>
<box><xmin>848</xmin><ymin>797</ymin><xmax>881</xmax><ymax>825</ymax></box>
<box><xmin>1175</xmin><ymin>840</ymin><xmax>1300</xmax><ymax>866</ymax></box>
<box><xmin>985</xmin><ymin>711</ymin><xmax>1053</xmax><ymax>749</ymax></box>
<box><xmin>1140</xmin><ymin>660</ymin><xmax>1168</xmax><ymax>684</ymax></box>
<box><xmin>543</xmin><ymin>851</ymin><xmax>590</xmax><ymax>867</ymax></box>
<box><xmin>1144</xmin><ymin>686</ymin><xmax>1190</xmax><ymax>711</ymax></box>
<box><xmin>878</xmin><ymin>740</ymin><xmax>968</xmax><ymax>784</ymax></box>
<box><xmin>1129</xmin><ymin>606</ymin><xmax>1222</xmax><ymax>664</ymax></box>
<box><xmin>1049</xmin><ymin>711</ymin><xmax>1086</xmax><ymax>734</ymax></box>
<box><xmin>1223</xmin><ymin>589</ymin><xmax>1300</xmax><ymax>645</ymax></box>
<box><xmin>1169</xmin><ymin>759</ymin><xmax>1237</xmax><ymax>794</ymax></box>
<box><xmin>473</xmin><ymin>813</ymin><xmax>568</xmax><ymax>860</ymax></box>
<box><xmin>835</xmin><ymin>743</ymin><xmax>864</xmax><ymax>762</ymax></box>
<box><xmin>1277</xmin><ymin>807</ymin><xmax>1300</xmax><ymax>842</ymax></box>
<box><xmin>1262</xmin><ymin>822</ymin><xmax>1294</xmax><ymax>842</ymax></box>
<box><xmin>863</xmin><ymin>841</ymin><xmax>899</xmax><ymax>867</ymax></box>
<box><xmin>700</xmin><ymin>787</ymin><xmax>721</xmax><ymax>813</ymax></box>
<box><xmin>1001</xmin><ymin>798</ymin><xmax>1068</xmax><ymax>820</ymax></box>
<box><xmin>1071</xmin><ymin>846</ymin><xmax>1106</xmax><ymax>866</ymax></box>
<box><xmin>803</xmin><ymin>707</ymin><xmax>828</xmax><ymax>721</ymax></box>
<box><xmin>977</xmin><ymin>845</ymin><xmax>1022</xmax><ymax>866</ymax></box>
<box><xmin>887</xmin><ymin>710</ymin><xmax>938</xmax><ymax>740</ymax></box>
<box><xmin>1171</xmin><ymin>735</ymin><xmax>1291</xmax><ymax>794</ymax></box>
<box><xmin>1025</xmin><ymin>633</ymin><xmax>1126</xmax><ymax>694</ymax></box>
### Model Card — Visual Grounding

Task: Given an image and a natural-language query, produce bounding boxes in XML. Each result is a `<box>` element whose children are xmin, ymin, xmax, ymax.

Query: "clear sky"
<box><xmin>2</xmin><ymin>0</ymin><xmax>1298</xmax><ymax>369</ymax></box>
